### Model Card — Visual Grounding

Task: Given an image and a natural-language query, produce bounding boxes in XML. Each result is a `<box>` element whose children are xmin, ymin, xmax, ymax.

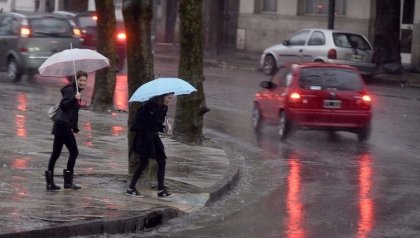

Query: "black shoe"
<box><xmin>157</xmin><ymin>189</ymin><xmax>173</xmax><ymax>197</ymax></box>
<box><xmin>126</xmin><ymin>188</ymin><xmax>143</xmax><ymax>197</ymax></box>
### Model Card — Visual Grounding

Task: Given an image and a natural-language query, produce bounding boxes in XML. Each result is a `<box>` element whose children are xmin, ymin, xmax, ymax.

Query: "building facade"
<box><xmin>2</xmin><ymin>0</ymin><xmax>419</xmax><ymax>69</ymax></box>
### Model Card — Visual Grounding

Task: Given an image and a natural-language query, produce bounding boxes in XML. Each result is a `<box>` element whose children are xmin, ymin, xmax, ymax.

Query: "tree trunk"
<box><xmin>164</xmin><ymin>0</ymin><xmax>178</xmax><ymax>43</ymax></box>
<box><xmin>173</xmin><ymin>0</ymin><xmax>208</xmax><ymax>145</ymax></box>
<box><xmin>374</xmin><ymin>0</ymin><xmax>403</xmax><ymax>74</ymax></box>
<box><xmin>91</xmin><ymin>0</ymin><xmax>118</xmax><ymax>111</ymax></box>
<box><xmin>122</xmin><ymin>0</ymin><xmax>154</xmax><ymax>175</ymax></box>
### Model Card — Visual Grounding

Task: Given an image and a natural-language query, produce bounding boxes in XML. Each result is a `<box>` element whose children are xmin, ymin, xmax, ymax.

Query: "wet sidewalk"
<box><xmin>0</xmin><ymin>85</ymin><xmax>238</xmax><ymax>237</ymax></box>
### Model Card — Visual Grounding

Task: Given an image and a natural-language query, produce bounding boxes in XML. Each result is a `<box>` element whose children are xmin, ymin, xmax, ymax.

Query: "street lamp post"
<box><xmin>328</xmin><ymin>0</ymin><xmax>335</xmax><ymax>29</ymax></box>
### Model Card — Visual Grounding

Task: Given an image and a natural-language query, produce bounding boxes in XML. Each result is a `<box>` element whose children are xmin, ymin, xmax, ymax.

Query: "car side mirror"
<box><xmin>260</xmin><ymin>81</ymin><xmax>274</xmax><ymax>89</ymax></box>
<box><xmin>283</xmin><ymin>40</ymin><xmax>290</xmax><ymax>46</ymax></box>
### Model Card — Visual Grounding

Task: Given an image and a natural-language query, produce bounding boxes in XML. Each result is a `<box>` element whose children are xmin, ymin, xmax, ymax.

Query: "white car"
<box><xmin>260</xmin><ymin>28</ymin><xmax>376</xmax><ymax>76</ymax></box>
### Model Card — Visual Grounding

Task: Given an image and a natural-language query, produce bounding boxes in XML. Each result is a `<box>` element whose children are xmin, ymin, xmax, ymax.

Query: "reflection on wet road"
<box><xmin>357</xmin><ymin>153</ymin><xmax>374</xmax><ymax>238</ymax></box>
<box><xmin>286</xmin><ymin>153</ymin><xmax>304</xmax><ymax>238</ymax></box>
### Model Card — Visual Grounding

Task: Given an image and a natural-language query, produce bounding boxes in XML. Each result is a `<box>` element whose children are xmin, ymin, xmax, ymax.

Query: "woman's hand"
<box><xmin>164</xmin><ymin>117</ymin><xmax>172</xmax><ymax>134</ymax></box>
<box><xmin>75</xmin><ymin>93</ymin><xmax>81</xmax><ymax>100</ymax></box>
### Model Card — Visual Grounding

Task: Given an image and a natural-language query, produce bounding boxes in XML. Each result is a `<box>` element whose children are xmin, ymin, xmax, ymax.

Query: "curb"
<box><xmin>0</xmin><ymin>208</ymin><xmax>179</xmax><ymax>238</ymax></box>
<box><xmin>206</xmin><ymin>153</ymin><xmax>240</xmax><ymax>205</ymax></box>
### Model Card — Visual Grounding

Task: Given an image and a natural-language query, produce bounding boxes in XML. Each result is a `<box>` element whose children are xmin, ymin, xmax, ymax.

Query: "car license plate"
<box><xmin>350</xmin><ymin>54</ymin><xmax>362</xmax><ymax>61</ymax></box>
<box><xmin>323</xmin><ymin>100</ymin><xmax>342</xmax><ymax>108</ymax></box>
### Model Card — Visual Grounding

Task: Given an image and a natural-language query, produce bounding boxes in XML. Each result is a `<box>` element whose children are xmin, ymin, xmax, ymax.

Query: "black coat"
<box><xmin>52</xmin><ymin>84</ymin><xmax>81</xmax><ymax>135</ymax></box>
<box><xmin>131</xmin><ymin>98</ymin><xmax>167</xmax><ymax>159</ymax></box>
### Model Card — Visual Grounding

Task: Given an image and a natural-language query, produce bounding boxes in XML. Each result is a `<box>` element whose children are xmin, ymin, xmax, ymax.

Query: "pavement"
<box><xmin>1</xmin><ymin>43</ymin><xmax>420</xmax><ymax>238</ymax></box>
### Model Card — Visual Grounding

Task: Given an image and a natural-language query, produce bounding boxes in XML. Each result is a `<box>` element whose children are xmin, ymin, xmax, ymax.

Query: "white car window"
<box><xmin>288</xmin><ymin>30</ymin><xmax>310</xmax><ymax>46</ymax></box>
<box><xmin>308</xmin><ymin>31</ymin><xmax>325</xmax><ymax>45</ymax></box>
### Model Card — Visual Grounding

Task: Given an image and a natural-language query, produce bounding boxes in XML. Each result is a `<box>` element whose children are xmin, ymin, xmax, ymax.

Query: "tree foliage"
<box><xmin>122</xmin><ymin>0</ymin><xmax>154</xmax><ymax>174</ymax></box>
<box><xmin>91</xmin><ymin>0</ymin><xmax>118</xmax><ymax>111</ymax></box>
<box><xmin>173</xmin><ymin>0</ymin><xmax>208</xmax><ymax>145</ymax></box>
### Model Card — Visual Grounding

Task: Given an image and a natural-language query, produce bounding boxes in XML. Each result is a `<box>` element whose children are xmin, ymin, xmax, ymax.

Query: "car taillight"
<box><xmin>73</xmin><ymin>28</ymin><xmax>81</xmax><ymax>37</ymax></box>
<box><xmin>358</xmin><ymin>94</ymin><xmax>371</xmax><ymax>109</ymax></box>
<box><xmin>290</xmin><ymin>93</ymin><xmax>301</xmax><ymax>100</ymax></box>
<box><xmin>20</xmin><ymin>26</ymin><xmax>31</xmax><ymax>37</ymax></box>
<box><xmin>116</xmin><ymin>32</ymin><xmax>126</xmax><ymax>42</ymax></box>
<box><xmin>19</xmin><ymin>47</ymin><xmax>28</xmax><ymax>53</ymax></box>
<box><xmin>288</xmin><ymin>92</ymin><xmax>302</xmax><ymax>107</ymax></box>
<box><xmin>327</xmin><ymin>49</ymin><xmax>337</xmax><ymax>59</ymax></box>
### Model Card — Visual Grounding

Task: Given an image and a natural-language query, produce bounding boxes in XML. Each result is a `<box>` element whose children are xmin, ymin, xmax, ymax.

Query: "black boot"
<box><xmin>63</xmin><ymin>169</ymin><xmax>81</xmax><ymax>189</ymax></box>
<box><xmin>45</xmin><ymin>171</ymin><xmax>61</xmax><ymax>191</ymax></box>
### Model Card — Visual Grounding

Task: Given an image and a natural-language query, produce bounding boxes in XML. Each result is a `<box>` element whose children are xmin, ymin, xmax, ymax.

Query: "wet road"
<box><xmin>3</xmin><ymin>60</ymin><xmax>420</xmax><ymax>237</ymax></box>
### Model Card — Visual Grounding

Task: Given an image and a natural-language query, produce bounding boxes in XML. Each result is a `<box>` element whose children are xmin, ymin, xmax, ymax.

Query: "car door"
<box><xmin>276</xmin><ymin>30</ymin><xmax>310</xmax><ymax>66</ymax></box>
<box><xmin>265</xmin><ymin>67</ymin><xmax>290</xmax><ymax>122</ymax></box>
<box><xmin>304</xmin><ymin>30</ymin><xmax>327</xmax><ymax>62</ymax></box>
<box><xmin>0</xmin><ymin>15</ymin><xmax>19</xmax><ymax>71</ymax></box>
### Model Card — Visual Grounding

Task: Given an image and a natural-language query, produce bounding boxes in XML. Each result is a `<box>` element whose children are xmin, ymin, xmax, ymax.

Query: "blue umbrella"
<box><xmin>129</xmin><ymin>77</ymin><xmax>197</xmax><ymax>102</ymax></box>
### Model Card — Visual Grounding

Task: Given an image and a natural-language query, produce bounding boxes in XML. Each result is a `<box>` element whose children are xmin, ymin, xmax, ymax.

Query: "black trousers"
<box><xmin>129</xmin><ymin>156</ymin><xmax>166</xmax><ymax>190</ymax></box>
<box><xmin>48</xmin><ymin>133</ymin><xmax>79</xmax><ymax>172</ymax></box>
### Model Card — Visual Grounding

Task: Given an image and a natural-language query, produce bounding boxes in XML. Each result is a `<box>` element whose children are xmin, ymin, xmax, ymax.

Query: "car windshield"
<box><xmin>30</xmin><ymin>18</ymin><xmax>73</xmax><ymax>37</ymax></box>
<box><xmin>299</xmin><ymin>67</ymin><xmax>363</xmax><ymax>90</ymax></box>
<box><xmin>333</xmin><ymin>33</ymin><xmax>371</xmax><ymax>51</ymax></box>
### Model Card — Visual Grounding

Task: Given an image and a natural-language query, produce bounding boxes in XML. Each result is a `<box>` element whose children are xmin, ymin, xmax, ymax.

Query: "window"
<box><xmin>333</xmin><ymin>33</ymin><xmax>371</xmax><ymax>51</ymax></box>
<box><xmin>272</xmin><ymin>67</ymin><xmax>291</xmax><ymax>87</ymax></box>
<box><xmin>29</xmin><ymin>18</ymin><xmax>73</xmax><ymax>37</ymax></box>
<box><xmin>308</xmin><ymin>31</ymin><xmax>325</xmax><ymax>45</ymax></box>
<box><xmin>288</xmin><ymin>30</ymin><xmax>310</xmax><ymax>46</ymax></box>
<box><xmin>299</xmin><ymin>67</ymin><xmax>362</xmax><ymax>90</ymax></box>
<box><xmin>304</xmin><ymin>0</ymin><xmax>345</xmax><ymax>15</ymax></box>
<box><xmin>263</xmin><ymin>0</ymin><xmax>277</xmax><ymax>12</ymax></box>
<box><xmin>0</xmin><ymin>16</ymin><xmax>16</xmax><ymax>36</ymax></box>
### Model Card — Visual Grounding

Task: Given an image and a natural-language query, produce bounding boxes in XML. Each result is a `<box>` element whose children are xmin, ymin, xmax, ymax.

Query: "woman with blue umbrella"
<box><xmin>127</xmin><ymin>92</ymin><xmax>175</xmax><ymax>197</ymax></box>
<box><xmin>127</xmin><ymin>77</ymin><xmax>196</xmax><ymax>197</ymax></box>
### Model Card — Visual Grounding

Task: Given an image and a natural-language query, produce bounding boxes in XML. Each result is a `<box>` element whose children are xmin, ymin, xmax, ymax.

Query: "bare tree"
<box><xmin>91</xmin><ymin>0</ymin><xmax>118</xmax><ymax>111</ymax></box>
<box><xmin>374</xmin><ymin>0</ymin><xmax>403</xmax><ymax>74</ymax></box>
<box><xmin>173</xmin><ymin>0</ymin><xmax>208</xmax><ymax>144</ymax></box>
<box><xmin>122</xmin><ymin>0</ymin><xmax>154</xmax><ymax>175</ymax></box>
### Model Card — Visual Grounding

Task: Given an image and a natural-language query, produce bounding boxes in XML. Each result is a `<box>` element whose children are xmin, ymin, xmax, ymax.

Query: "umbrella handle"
<box><xmin>70</xmin><ymin>42</ymin><xmax>79</xmax><ymax>94</ymax></box>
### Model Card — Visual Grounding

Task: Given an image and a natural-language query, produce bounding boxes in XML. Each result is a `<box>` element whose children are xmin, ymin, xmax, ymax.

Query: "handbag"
<box><xmin>47</xmin><ymin>104</ymin><xmax>60</xmax><ymax>121</ymax></box>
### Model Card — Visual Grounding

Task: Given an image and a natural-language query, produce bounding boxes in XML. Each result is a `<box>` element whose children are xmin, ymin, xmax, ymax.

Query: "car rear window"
<box><xmin>333</xmin><ymin>33</ymin><xmax>371</xmax><ymax>51</ymax></box>
<box><xmin>299</xmin><ymin>67</ymin><xmax>363</xmax><ymax>90</ymax></box>
<box><xmin>29</xmin><ymin>18</ymin><xmax>74</xmax><ymax>37</ymax></box>
<box><xmin>77</xmin><ymin>16</ymin><xmax>97</xmax><ymax>28</ymax></box>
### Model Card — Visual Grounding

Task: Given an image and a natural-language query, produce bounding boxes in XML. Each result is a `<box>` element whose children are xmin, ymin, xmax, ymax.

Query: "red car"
<box><xmin>252</xmin><ymin>62</ymin><xmax>372</xmax><ymax>141</ymax></box>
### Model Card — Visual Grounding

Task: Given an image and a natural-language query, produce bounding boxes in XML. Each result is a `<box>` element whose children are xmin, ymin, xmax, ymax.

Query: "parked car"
<box><xmin>260</xmin><ymin>28</ymin><xmax>376</xmax><ymax>76</ymax></box>
<box><xmin>0</xmin><ymin>11</ymin><xmax>82</xmax><ymax>81</ymax></box>
<box><xmin>54</xmin><ymin>11</ymin><xmax>127</xmax><ymax>71</ymax></box>
<box><xmin>252</xmin><ymin>62</ymin><xmax>372</xmax><ymax>141</ymax></box>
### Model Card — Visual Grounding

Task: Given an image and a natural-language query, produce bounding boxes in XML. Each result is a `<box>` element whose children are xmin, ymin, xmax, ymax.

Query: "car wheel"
<box><xmin>7</xmin><ymin>59</ymin><xmax>22</xmax><ymax>82</ymax></box>
<box><xmin>278</xmin><ymin>110</ymin><xmax>290</xmax><ymax>141</ymax></box>
<box><xmin>252</xmin><ymin>104</ymin><xmax>263</xmax><ymax>131</ymax></box>
<box><xmin>263</xmin><ymin>55</ymin><xmax>277</xmax><ymax>75</ymax></box>
<box><xmin>357</xmin><ymin>124</ymin><xmax>371</xmax><ymax>142</ymax></box>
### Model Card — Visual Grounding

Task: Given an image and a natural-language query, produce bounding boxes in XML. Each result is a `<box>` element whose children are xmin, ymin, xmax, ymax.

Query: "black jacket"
<box><xmin>131</xmin><ymin>98</ymin><xmax>168</xmax><ymax>159</ymax></box>
<box><xmin>131</xmin><ymin>98</ymin><xmax>167</xmax><ymax>134</ymax></box>
<box><xmin>52</xmin><ymin>84</ymin><xmax>81</xmax><ymax>135</ymax></box>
